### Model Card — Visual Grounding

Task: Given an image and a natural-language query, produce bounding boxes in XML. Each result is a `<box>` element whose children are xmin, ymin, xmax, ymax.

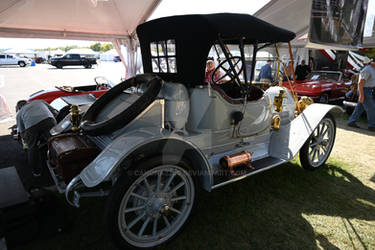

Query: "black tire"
<box><xmin>317</xmin><ymin>93</ymin><xmax>329</xmax><ymax>104</ymax></box>
<box><xmin>18</xmin><ymin>61</ymin><xmax>26</xmax><ymax>67</ymax></box>
<box><xmin>300</xmin><ymin>114</ymin><xmax>336</xmax><ymax>170</ymax></box>
<box><xmin>84</xmin><ymin>62</ymin><xmax>92</xmax><ymax>69</ymax></box>
<box><xmin>80</xmin><ymin>74</ymin><xmax>162</xmax><ymax>135</ymax></box>
<box><xmin>56</xmin><ymin>63</ymin><xmax>63</xmax><ymax>69</ymax></box>
<box><xmin>105</xmin><ymin>155</ymin><xmax>198</xmax><ymax>249</ymax></box>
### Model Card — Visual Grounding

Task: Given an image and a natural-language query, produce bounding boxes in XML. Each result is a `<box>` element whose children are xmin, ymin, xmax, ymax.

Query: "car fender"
<box><xmin>79</xmin><ymin>129</ymin><xmax>213</xmax><ymax>190</ymax></box>
<box><xmin>269</xmin><ymin>103</ymin><xmax>343</xmax><ymax>161</ymax></box>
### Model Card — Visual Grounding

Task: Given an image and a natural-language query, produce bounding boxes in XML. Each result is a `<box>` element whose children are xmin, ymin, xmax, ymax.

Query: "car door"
<box><xmin>6</xmin><ymin>55</ymin><xmax>17</xmax><ymax>65</ymax></box>
<box><xmin>330</xmin><ymin>73</ymin><xmax>344</xmax><ymax>99</ymax></box>
<box><xmin>71</xmin><ymin>54</ymin><xmax>81</xmax><ymax>65</ymax></box>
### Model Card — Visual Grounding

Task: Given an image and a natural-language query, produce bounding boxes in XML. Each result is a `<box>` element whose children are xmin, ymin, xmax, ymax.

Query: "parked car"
<box><xmin>46</xmin><ymin>14</ymin><xmax>341</xmax><ymax>249</ymax></box>
<box><xmin>27</xmin><ymin>76</ymin><xmax>113</xmax><ymax>104</ymax></box>
<box><xmin>282</xmin><ymin>71</ymin><xmax>351</xmax><ymax>103</ymax></box>
<box><xmin>50</xmin><ymin>53</ymin><xmax>97</xmax><ymax>69</ymax></box>
<box><xmin>34</xmin><ymin>57</ymin><xmax>46</xmax><ymax>64</ymax></box>
<box><xmin>0</xmin><ymin>54</ymin><xmax>30</xmax><ymax>67</ymax></box>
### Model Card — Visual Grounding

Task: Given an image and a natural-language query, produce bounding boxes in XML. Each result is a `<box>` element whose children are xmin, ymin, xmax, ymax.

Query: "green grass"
<box><xmin>15</xmin><ymin>158</ymin><xmax>375</xmax><ymax>250</ymax></box>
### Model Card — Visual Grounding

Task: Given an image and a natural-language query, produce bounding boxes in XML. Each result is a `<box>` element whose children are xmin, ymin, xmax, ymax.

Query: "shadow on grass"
<box><xmin>13</xmin><ymin>161</ymin><xmax>375</xmax><ymax>250</ymax></box>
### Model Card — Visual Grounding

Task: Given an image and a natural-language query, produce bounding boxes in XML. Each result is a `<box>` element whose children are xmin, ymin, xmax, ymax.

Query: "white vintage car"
<box><xmin>47</xmin><ymin>13</ymin><xmax>341</xmax><ymax>249</ymax></box>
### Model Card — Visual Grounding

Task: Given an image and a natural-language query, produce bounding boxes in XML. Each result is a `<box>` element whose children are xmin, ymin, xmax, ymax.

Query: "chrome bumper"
<box><xmin>343</xmin><ymin>100</ymin><xmax>357</xmax><ymax>108</ymax></box>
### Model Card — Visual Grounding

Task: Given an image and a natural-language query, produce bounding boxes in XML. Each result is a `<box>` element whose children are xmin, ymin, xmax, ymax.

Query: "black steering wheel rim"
<box><xmin>211</xmin><ymin>56</ymin><xmax>244</xmax><ymax>86</ymax></box>
<box><xmin>80</xmin><ymin>73</ymin><xmax>163</xmax><ymax>135</ymax></box>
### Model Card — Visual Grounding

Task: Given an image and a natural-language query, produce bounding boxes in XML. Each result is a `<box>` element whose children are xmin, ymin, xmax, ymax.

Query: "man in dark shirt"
<box><xmin>295</xmin><ymin>60</ymin><xmax>311</xmax><ymax>80</ymax></box>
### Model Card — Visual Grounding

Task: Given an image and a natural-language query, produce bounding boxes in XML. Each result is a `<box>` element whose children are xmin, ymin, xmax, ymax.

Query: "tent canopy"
<box><xmin>254</xmin><ymin>0</ymin><xmax>375</xmax><ymax>48</ymax></box>
<box><xmin>67</xmin><ymin>48</ymin><xmax>97</xmax><ymax>55</ymax></box>
<box><xmin>0</xmin><ymin>0</ymin><xmax>161</xmax><ymax>41</ymax></box>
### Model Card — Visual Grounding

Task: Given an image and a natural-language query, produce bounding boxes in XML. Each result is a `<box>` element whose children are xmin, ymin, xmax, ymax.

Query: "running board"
<box><xmin>211</xmin><ymin>156</ymin><xmax>287</xmax><ymax>189</ymax></box>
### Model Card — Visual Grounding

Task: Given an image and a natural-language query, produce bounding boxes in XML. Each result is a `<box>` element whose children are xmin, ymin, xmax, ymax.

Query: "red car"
<box><xmin>27</xmin><ymin>77</ymin><xmax>114</xmax><ymax>103</ymax></box>
<box><xmin>282</xmin><ymin>71</ymin><xmax>351</xmax><ymax>103</ymax></box>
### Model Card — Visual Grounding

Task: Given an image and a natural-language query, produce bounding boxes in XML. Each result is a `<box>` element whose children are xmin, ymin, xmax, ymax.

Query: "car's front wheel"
<box><xmin>18</xmin><ymin>61</ymin><xmax>26</xmax><ymax>67</ymax></box>
<box><xmin>105</xmin><ymin>156</ymin><xmax>197</xmax><ymax>249</ymax></box>
<box><xmin>299</xmin><ymin>114</ymin><xmax>336</xmax><ymax>170</ymax></box>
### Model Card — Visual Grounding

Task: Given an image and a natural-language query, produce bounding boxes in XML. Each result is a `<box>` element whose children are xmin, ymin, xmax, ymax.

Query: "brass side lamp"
<box><xmin>70</xmin><ymin>105</ymin><xmax>81</xmax><ymax>132</ymax></box>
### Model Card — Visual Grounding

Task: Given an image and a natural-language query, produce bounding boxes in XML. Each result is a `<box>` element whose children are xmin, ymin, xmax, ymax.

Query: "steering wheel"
<box><xmin>211</xmin><ymin>56</ymin><xmax>244</xmax><ymax>86</ymax></box>
<box><xmin>80</xmin><ymin>74</ymin><xmax>163</xmax><ymax>135</ymax></box>
<box><xmin>94</xmin><ymin>76</ymin><xmax>110</xmax><ymax>90</ymax></box>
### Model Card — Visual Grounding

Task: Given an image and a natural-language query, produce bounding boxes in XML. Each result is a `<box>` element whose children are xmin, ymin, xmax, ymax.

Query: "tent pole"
<box><xmin>288</xmin><ymin>42</ymin><xmax>301</xmax><ymax>113</ymax></box>
<box><xmin>113</xmin><ymin>39</ymin><xmax>128</xmax><ymax>79</ymax></box>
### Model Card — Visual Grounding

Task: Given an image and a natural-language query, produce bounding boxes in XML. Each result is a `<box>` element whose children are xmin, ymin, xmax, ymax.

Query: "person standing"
<box><xmin>16</xmin><ymin>100</ymin><xmax>57</xmax><ymax>176</ymax></box>
<box><xmin>347</xmin><ymin>58</ymin><xmax>375</xmax><ymax>131</ymax></box>
<box><xmin>295</xmin><ymin>60</ymin><xmax>311</xmax><ymax>80</ymax></box>
<box><xmin>258</xmin><ymin>59</ymin><xmax>273</xmax><ymax>83</ymax></box>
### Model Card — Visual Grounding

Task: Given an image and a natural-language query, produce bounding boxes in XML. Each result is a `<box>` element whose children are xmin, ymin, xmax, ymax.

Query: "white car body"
<box><xmin>0</xmin><ymin>54</ymin><xmax>30</xmax><ymax>66</ymax></box>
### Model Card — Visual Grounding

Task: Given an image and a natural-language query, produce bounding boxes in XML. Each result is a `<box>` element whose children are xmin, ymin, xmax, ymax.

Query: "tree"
<box><xmin>102</xmin><ymin>43</ymin><xmax>114</xmax><ymax>52</ymax></box>
<box><xmin>90</xmin><ymin>43</ymin><xmax>102</xmax><ymax>52</ymax></box>
<box><xmin>60</xmin><ymin>45</ymin><xmax>78</xmax><ymax>52</ymax></box>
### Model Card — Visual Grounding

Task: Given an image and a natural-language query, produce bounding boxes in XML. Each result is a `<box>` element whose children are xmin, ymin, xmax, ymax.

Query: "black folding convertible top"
<box><xmin>137</xmin><ymin>13</ymin><xmax>296</xmax><ymax>86</ymax></box>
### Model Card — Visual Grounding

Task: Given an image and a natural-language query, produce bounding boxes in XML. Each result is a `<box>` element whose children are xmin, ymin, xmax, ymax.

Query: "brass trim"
<box><xmin>272</xmin><ymin>115</ymin><xmax>281</xmax><ymax>130</ymax></box>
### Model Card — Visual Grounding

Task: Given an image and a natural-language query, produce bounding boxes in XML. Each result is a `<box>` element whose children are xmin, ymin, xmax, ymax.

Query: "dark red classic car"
<box><xmin>282</xmin><ymin>71</ymin><xmax>351</xmax><ymax>103</ymax></box>
<box><xmin>27</xmin><ymin>77</ymin><xmax>114</xmax><ymax>103</ymax></box>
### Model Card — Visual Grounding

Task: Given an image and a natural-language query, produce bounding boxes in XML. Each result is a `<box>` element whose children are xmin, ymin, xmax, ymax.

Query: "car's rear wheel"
<box><xmin>18</xmin><ymin>61</ymin><xmax>26</xmax><ymax>67</ymax></box>
<box><xmin>299</xmin><ymin>114</ymin><xmax>336</xmax><ymax>170</ymax></box>
<box><xmin>105</xmin><ymin>156</ymin><xmax>197</xmax><ymax>249</ymax></box>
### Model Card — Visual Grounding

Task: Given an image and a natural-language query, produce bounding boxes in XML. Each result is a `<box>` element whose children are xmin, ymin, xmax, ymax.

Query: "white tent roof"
<box><xmin>4</xmin><ymin>48</ymin><xmax>34</xmax><ymax>54</ymax></box>
<box><xmin>0</xmin><ymin>0</ymin><xmax>161</xmax><ymax>41</ymax></box>
<box><xmin>52</xmin><ymin>49</ymin><xmax>65</xmax><ymax>55</ymax></box>
<box><xmin>254</xmin><ymin>0</ymin><xmax>375</xmax><ymax>48</ymax></box>
<box><xmin>103</xmin><ymin>49</ymin><xmax>118</xmax><ymax>55</ymax></box>
<box><xmin>67</xmin><ymin>48</ymin><xmax>97</xmax><ymax>55</ymax></box>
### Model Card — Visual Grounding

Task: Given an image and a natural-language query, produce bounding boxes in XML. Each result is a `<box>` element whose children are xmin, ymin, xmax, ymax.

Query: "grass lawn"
<box><xmin>15</xmin><ymin>157</ymin><xmax>375</xmax><ymax>250</ymax></box>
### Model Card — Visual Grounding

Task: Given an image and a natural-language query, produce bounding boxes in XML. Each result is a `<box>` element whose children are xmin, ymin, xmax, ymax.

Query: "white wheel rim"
<box><xmin>117</xmin><ymin>165</ymin><xmax>195</xmax><ymax>248</ymax></box>
<box><xmin>306</xmin><ymin>118</ymin><xmax>335</xmax><ymax>168</ymax></box>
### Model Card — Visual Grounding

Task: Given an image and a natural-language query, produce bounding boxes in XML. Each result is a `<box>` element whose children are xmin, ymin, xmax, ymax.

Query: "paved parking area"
<box><xmin>0</xmin><ymin>62</ymin><xmax>125</xmax><ymax>135</ymax></box>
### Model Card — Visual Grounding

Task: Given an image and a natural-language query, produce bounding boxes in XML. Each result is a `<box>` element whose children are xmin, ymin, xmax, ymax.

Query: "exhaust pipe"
<box><xmin>220</xmin><ymin>150</ymin><xmax>253</xmax><ymax>176</ymax></box>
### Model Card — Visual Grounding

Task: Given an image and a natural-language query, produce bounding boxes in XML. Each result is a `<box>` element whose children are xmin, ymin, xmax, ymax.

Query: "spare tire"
<box><xmin>80</xmin><ymin>74</ymin><xmax>163</xmax><ymax>135</ymax></box>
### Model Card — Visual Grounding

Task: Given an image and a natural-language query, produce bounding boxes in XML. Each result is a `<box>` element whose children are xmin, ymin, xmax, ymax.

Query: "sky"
<box><xmin>0</xmin><ymin>0</ymin><xmax>374</xmax><ymax>50</ymax></box>
<box><xmin>0</xmin><ymin>0</ymin><xmax>270</xmax><ymax>50</ymax></box>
